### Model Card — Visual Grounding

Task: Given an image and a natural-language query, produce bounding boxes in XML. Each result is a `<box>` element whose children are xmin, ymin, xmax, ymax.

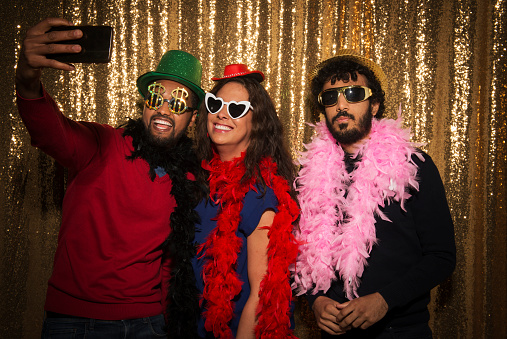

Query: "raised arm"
<box><xmin>15</xmin><ymin>19</ymin><xmax>106</xmax><ymax>170</ymax></box>
<box><xmin>16</xmin><ymin>17</ymin><xmax>82</xmax><ymax>99</ymax></box>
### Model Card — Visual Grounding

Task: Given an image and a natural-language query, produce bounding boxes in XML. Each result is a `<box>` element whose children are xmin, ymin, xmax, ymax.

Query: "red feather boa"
<box><xmin>199</xmin><ymin>152</ymin><xmax>300</xmax><ymax>338</ymax></box>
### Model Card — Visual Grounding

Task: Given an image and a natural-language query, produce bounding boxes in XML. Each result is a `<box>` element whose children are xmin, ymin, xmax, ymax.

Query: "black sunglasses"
<box><xmin>318</xmin><ymin>85</ymin><xmax>373</xmax><ymax>106</ymax></box>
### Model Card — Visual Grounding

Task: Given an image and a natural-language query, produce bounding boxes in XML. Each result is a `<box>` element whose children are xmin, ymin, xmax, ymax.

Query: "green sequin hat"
<box><xmin>137</xmin><ymin>50</ymin><xmax>205</xmax><ymax>105</ymax></box>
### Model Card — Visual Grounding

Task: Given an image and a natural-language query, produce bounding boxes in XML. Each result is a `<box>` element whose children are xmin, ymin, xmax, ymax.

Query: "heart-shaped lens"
<box><xmin>228</xmin><ymin>102</ymin><xmax>248</xmax><ymax>119</ymax></box>
<box><xmin>206</xmin><ymin>96</ymin><xmax>223</xmax><ymax>114</ymax></box>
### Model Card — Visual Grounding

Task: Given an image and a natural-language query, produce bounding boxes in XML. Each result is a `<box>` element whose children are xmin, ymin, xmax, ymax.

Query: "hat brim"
<box><xmin>310</xmin><ymin>49</ymin><xmax>387</xmax><ymax>92</ymax></box>
<box><xmin>137</xmin><ymin>72</ymin><xmax>205</xmax><ymax>106</ymax></box>
<box><xmin>211</xmin><ymin>72</ymin><xmax>264</xmax><ymax>83</ymax></box>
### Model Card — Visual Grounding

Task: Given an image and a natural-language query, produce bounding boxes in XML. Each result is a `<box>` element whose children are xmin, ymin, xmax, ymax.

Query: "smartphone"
<box><xmin>46</xmin><ymin>26</ymin><xmax>113</xmax><ymax>63</ymax></box>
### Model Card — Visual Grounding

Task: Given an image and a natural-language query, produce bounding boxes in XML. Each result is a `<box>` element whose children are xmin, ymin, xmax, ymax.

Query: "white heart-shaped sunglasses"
<box><xmin>205</xmin><ymin>92</ymin><xmax>253</xmax><ymax>119</ymax></box>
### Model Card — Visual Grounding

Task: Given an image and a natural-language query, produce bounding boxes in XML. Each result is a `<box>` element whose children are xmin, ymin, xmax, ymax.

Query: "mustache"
<box><xmin>332</xmin><ymin>110</ymin><xmax>355</xmax><ymax>124</ymax></box>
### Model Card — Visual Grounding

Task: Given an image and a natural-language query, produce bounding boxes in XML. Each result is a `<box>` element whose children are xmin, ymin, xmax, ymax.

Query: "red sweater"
<box><xmin>17</xmin><ymin>89</ymin><xmax>175</xmax><ymax>320</ymax></box>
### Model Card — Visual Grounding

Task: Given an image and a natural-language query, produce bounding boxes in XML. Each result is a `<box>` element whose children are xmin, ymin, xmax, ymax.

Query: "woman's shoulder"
<box><xmin>240</xmin><ymin>185</ymin><xmax>278</xmax><ymax>235</ymax></box>
<box><xmin>243</xmin><ymin>185</ymin><xmax>277</xmax><ymax>209</ymax></box>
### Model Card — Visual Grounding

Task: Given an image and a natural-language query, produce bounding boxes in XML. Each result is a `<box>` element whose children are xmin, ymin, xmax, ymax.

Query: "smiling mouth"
<box><xmin>152</xmin><ymin>118</ymin><xmax>173</xmax><ymax>130</ymax></box>
<box><xmin>214</xmin><ymin>123</ymin><xmax>232</xmax><ymax>131</ymax></box>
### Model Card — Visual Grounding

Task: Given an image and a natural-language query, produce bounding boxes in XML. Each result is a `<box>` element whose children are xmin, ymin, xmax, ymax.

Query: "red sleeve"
<box><xmin>16</xmin><ymin>87</ymin><xmax>100</xmax><ymax>170</ymax></box>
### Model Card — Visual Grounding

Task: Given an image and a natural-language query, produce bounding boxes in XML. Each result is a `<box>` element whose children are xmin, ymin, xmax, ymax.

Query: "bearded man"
<box><xmin>293</xmin><ymin>50</ymin><xmax>456</xmax><ymax>339</ymax></box>
<box><xmin>16</xmin><ymin>17</ymin><xmax>203</xmax><ymax>338</ymax></box>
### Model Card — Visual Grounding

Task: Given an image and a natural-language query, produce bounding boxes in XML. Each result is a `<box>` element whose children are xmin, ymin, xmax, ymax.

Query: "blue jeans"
<box><xmin>41</xmin><ymin>313</ymin><xmax>167</xmax><ymax>339</ymax></box>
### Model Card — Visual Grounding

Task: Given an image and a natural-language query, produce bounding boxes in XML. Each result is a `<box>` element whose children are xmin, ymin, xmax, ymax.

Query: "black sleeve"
<box><xmin>305</xmin><ymin>290</ymin><xmax>326</xmax><ymax>309</ymax></box>
<box><xmin>378</xmin><ymin>152</ymin><xmax>456</xmax><ymax>310</ymax></box>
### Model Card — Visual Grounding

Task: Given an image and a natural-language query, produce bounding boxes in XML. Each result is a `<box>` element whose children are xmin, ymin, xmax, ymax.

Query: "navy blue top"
<box><xmin>192</xmin><ymin>186</ymin><xmax>278</xmax><ymax>338</ymax></box>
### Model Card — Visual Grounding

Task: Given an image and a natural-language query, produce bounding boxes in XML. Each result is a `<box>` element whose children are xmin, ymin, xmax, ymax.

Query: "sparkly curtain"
<box><xmin>1</xmin><ymin>0</ymin><xmax>506</xmax><ymax>338</ymax></box>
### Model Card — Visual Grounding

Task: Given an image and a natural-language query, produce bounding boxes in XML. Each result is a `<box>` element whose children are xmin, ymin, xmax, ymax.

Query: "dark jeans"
<box><xmin>41</xmin><ymin>313</ymin><xmax>166</xmax><ymax>339</ymax></box>
<box><xmin>321</xmin><ymin>322</ymin><xmax>432</xmax><ymax>339</ymax></box>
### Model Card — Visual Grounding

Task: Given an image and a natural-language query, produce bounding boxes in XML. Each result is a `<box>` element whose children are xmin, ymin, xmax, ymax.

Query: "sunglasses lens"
<box><xmin>170</xmin><ymin>99</ymin><xmax>185</xmax><ymax>113</ymax></box>
<box><xmin>206</xmin><ymin>96</ymin><xmax>223</xmax><ymax>114</ymax></box>
<box><xmin>321</xmin><ymin>90</ymin><xmax>338</xmax><ymax>106</ymax></box>
<box><xmin>344</xmin><ymin>87</ymin><xmax>366</xmax><ymax>102</ymax></box>
<box><xmin>228</xmin><ymin>103</ymin><xmax>248</xmax><ymax>119</ymax></box>
<box><xmin>146</xmin><ymin>93</ymin><xmax>162</xmax><ymax>110</ymax></box>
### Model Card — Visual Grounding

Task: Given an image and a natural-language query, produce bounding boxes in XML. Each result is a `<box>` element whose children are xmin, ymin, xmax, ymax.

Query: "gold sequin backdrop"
<box><xmin>1</xmin><ymin>0</ymin><xmax>505</xmax><ymax>338</ymax></box>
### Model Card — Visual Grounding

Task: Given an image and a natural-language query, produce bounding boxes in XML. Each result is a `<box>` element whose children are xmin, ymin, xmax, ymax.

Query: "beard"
<box><xmin>325</xmin><ymin>104</ymin><xmax>374</xmax><ymax>145</ymax></box>
<box><xmin>145</xmin><ymin>114</ymin><xmax>186</xmax><ymax>149</ymax></box>
<box><xmin>122</xmin><ymin>117</ymin><xmax>191</xmax><ymax>179</ymax></box>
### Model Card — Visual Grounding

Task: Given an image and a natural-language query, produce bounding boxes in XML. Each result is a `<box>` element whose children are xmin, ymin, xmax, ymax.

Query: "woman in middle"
<box><xmin>192</xmin><ymin>64</ymin><xmax>300</xmax><ymax>339</ymax></box>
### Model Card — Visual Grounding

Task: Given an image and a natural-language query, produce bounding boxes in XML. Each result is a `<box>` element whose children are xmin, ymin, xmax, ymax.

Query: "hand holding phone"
<box><xmin>16</xmin><ymin>19</ymin><xmax>112</xmax><ymax>99</ymax></box>
<box><xmin>46</xmin><ymin>26</ymin><xmax>113</xmax><ymax>64</ymax></box>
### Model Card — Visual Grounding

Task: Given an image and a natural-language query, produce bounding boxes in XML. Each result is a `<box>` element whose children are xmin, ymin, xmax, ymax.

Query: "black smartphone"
<box><xmin>46</xmin><ymin>26</ymin><xmax>113</xmax><ymax>63</ymax></box>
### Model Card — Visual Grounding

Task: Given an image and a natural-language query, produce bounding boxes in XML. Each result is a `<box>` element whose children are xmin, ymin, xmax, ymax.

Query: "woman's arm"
<box><xmin>236</xmin><ymin>209</ymin><xmax>275</xmax><ymax>339</ymax></box>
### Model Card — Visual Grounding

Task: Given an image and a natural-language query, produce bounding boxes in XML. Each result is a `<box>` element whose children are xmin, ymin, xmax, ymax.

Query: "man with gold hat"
<box><xmin>293</xmin><ymin>50</ymin><xmax>456</xmax><ymax>338</ymax></box>
<box><xmin>16</xmin><ymin>17</ymin><xmax>203</xmax><ymax>338</ymax></box>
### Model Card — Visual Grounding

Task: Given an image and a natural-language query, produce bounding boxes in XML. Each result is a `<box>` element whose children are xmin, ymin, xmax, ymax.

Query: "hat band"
<box><xmin>221</xmin><ymin>72</ymin><xmax>250</xmax><ymax>78</ymax></box>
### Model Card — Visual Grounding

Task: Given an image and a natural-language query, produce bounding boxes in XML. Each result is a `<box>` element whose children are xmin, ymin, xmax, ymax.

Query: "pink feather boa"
<box><xmin>292</xmin><ymin>116</ymin><xmax>424</xmax><ymax>299</ymax></box>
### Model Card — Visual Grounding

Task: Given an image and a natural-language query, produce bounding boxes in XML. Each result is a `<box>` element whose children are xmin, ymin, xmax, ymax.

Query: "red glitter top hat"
<box><xmin>211</xmin><ymin>64</ymin><xmax>264</xmax><ymax>83</ymax></box>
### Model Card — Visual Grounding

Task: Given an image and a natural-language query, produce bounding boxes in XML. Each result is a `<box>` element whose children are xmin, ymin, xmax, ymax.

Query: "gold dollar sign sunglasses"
<box><xmin>145</xmin><ymin>83</ymin><xmax>195</xmax><ymax>114</ymax></box>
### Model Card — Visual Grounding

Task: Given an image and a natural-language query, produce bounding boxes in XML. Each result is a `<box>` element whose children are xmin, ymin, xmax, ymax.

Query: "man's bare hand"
<box><xmin>16</xmin><ymin>18</ymin><xmax>82</xmax><ymax>98</ymax></box>
<box><xmin>312</xmin><ymin>296</ymin><xmax>351</xmax><ymax>335</ymax></box>
<box><xmin>336</xmin><ymin>292</ymin><xmax>388</xmax><ymax>330</ymax></box>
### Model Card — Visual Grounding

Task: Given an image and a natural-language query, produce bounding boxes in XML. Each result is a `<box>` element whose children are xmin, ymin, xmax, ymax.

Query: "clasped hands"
<box><xmin>312</xmin><ymin>293</ymin><xmax>388</xmax><ymax>335</ymax></box>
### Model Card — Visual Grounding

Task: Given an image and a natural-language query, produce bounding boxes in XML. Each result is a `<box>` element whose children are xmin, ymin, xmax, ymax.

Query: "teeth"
<box><xmin>215</xmin><ymin>124</ymin><xmax>232</xmax><ymax>131</ymax></box>
<box><xmin>154</xmin><ymin>119</ymin><xmax>172</xmax><ymax>127</ymax></box>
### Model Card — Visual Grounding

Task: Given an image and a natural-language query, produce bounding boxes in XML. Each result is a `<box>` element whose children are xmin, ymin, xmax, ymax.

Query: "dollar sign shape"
<box><xmin>170</xmin><ymin>87</ymin><xmax>189</xmax><ymax>113</ymax></box>
<box><xmin>146</xmin><ymin>82</ymin><xmax>166</xmax><ymax>110</ymax></box>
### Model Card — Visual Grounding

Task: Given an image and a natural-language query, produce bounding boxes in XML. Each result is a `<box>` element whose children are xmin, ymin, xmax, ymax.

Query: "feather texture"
<box><xmin>293</xmin><ymin>116</ymin><xmax>423</xmax><ymax>299</ymax></box>
<box><xmin>199</xmin><ymin>152</ymin><xmax>300</xmax><ymax>338</ymax></box>
<box><xmin>122</xmin><ymin>119</ymin><xmax>202</xmax><ymax>338</ymax></box>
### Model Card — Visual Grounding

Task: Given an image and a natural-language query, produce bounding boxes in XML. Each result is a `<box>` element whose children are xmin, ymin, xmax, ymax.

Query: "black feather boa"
<box><xmin>122</xmin><ymin>118</ymin><xmax>201</xmax><ymax>338</ymax></box>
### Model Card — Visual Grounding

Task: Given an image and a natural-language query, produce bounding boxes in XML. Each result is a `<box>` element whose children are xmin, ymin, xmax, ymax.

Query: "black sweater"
<box><xmin>306</xmin><ymin>151</ymin><xmax>456</xmax><ymax>335</ymax></box>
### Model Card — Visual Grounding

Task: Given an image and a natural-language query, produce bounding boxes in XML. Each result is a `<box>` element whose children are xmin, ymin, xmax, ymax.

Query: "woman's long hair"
<box><xmin>195</xmin><ymin>77</ymin><xmax>296</xmax><ymax>196</ymax></box>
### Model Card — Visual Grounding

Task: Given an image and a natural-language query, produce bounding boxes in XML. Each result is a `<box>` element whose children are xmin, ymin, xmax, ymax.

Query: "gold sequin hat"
<box><xmin>137</xmin><ymin>50</ymin><xmax>205</xmax><ymax>105</ymax></box>
<box><xmin>310</xmin><ymin>49</ymin><xmax>387</xmax><ymax>91</ymax></box>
